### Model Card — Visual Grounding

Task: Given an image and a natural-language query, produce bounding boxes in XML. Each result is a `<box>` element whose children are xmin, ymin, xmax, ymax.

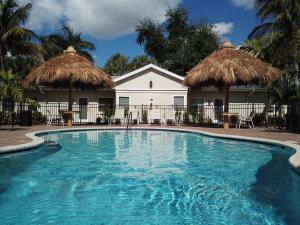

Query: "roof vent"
<box><xmin>64</xmin><ymin>46</ymin><xmax>77</xmax><ymax>54</ymax></box>
<box><xmin>221</xmin><ymin>41</ymin><xmax>235</xmax><ymax>49</ymax></box>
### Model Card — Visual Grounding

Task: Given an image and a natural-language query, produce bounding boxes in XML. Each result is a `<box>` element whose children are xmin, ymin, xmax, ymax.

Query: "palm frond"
<box><xmin>7</xmin><ymin>2</ymin><xmax>32</xmax><ymax>27</ymax></box>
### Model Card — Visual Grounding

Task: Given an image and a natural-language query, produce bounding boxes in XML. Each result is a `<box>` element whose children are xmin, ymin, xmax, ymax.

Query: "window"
<box><xmin>214</xmin><ymin>99</ymin><xmax>223</xmax><ymax>122</ymax></box>
<box><xmin>214</xmin><ymin>99</ymin><xmax>223</xmax><ymax>106</ymax></box>
<box><xmin>98</xmin><ymin>98</ymin><xmax>113</xmax><ymax>111</ymax></box>
<box><xmin>119</xmin><ymin>97</ymin><xmax>129</xmax><ymax>108</ymax></box>
<box><xmin>190</xmin><ymin>98</ymin><xmax>204</xmax><ymax>112</ymax></box>
<box><xmin>78</xmin><ymin>97</ymin><xmax>88</xmax><ymax>120</ymax></box>
<box><xmin>174</xmin><ymin>96</ymin><xmax>184</xmax><ymax>109</ymax></box>
<box><xmin>190</xmin><ymin>98</ymin><xmax>204</xmax><ymax>107</ymax></box>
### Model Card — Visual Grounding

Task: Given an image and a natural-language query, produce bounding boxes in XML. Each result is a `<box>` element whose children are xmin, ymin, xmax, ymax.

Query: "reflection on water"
<box><xmin>114</xmin><ymin>131</ymin><xmax>187</xmax><ymax>172</ymax></box>
<box><xmin>250</xmin><ymin>148</ymin><xmax>300</xmax><ymax>225</ymax></box>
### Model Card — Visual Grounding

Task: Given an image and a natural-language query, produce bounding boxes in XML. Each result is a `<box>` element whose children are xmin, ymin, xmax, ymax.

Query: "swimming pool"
<box><xmin>0</xmin><ymin>129</ymin><xmax>299</xmax><ymax>225</ymax></box>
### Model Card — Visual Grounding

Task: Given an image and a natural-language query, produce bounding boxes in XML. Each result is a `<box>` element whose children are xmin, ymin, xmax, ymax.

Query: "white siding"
<box><xmin>114</xmin><ymin>68</ymin><xmax>188</xmax><ymax>106</ymax></box>
<box><xmin>115</xmin><ymin>91</ymin><xmax>188</xmax><ymax>106</ymax></box>
<box><xmin>115</xmin><ymin>68</ymin><xmax>187</xmax><ymax>91</ymax></box>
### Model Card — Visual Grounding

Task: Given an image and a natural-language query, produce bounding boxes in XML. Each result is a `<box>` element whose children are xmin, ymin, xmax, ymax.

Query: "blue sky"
<box><xmin>18</xmin><ymin>0</ymin><xmax>259</xmax><ymax>67</ymax></box>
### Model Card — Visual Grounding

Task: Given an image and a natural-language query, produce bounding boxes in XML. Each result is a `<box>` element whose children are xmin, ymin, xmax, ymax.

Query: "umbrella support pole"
<box><xmin>224</xmin><ymin>85</ymin><xmax>230</xmax><ymax>129</ymax></box>
<box><xmin>68</xmin><ymin>80</ymin><xmax>73</xmax><ymax>127</ymax></box>
<box><xmin>67</xmin><ymin>113</ymin><xmax>72</xmax><ymax>127</ymax></box>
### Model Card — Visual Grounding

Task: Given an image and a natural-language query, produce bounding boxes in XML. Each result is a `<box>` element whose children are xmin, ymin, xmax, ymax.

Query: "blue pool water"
<box><xmin>0</xmin><ymin>130</ymin><xmax>299</xmax><ymax>225</ymax></box>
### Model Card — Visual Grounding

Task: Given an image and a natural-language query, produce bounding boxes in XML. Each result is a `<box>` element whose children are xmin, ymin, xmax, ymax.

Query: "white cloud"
<box><xmin>17</xmin><ymin>0</ymin><xmax>182</xmax><ymax>39</ymax></box>
<box><xmin>230</xmin><ymin>0</ymin><xmax>255</xmax><ymax>10</ymax></box>
<box><xmin>213</xmin><ymin>22</ymin><xmax>234</xmax><ymax>37</ymax></box>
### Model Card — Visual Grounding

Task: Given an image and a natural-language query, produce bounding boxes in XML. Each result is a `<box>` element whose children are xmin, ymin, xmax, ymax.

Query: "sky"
<box><xmin>17</xmin><ymin>0</ymin><xmax>260</xmax><ymax>67</ymax></box>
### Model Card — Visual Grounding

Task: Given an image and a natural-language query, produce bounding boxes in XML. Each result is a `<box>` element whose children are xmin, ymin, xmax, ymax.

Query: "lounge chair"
<box><xmin>149</xmin><ymin>108</ymin><xmax>162</xmax><ymax>124</ymax></box>
<box><xmin>46</xmin><ymin>110</ymin><xmax>64</xmax><ymax>126</ymax></box>
<box><xmin>164</xmin><ymin>109</ymin><xmax>177</xmax><ymax>125</ymax></box>
<box><xmin>237</xmin><ymin>110</ymin><xmax>256</xmax><ymax>129</ymax></box>
<box><xmin>109</xmin><ymin>108</ymin><xmax>125</xmax><ymax>124</ymax></box>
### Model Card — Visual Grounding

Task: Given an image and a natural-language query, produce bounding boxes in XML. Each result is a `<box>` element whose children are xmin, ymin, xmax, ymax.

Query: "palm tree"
<box><xmin>103</xmin><ymin>53</ymin><xmax>129</xmax><ymax>76</ymax></box>
<box><xmin>128</xmin><ymin>55</ymin><xmax>157</xmax><ymax>71</ymax></box>
<box><xmin>40</xmin><ymin>24</ymin><xmax>96</xmax><ymax>61</ymax></box>
<box><xmin>249</xmin><ymin>0</ymin><xmax>300</xmax><ymax>75</ymax></box>
<box><xmin>269</xmin><ymin>71</ymin><xmax>300</xmax><ymax>115</ymax></box>
<box><xmin>240</xmin><ymin>33</ymin><xmax>279</xmax><ymax>62</ymax></box>
<box><xmin>0</xmin><ymin>70</ymin><xmax>23</xmax><ymax>102</ymax></box>
<box><xmin>0</xmin><ymin>0</ymin><xmax>38</xmax><ymax>70</ymax></box>
<box><xmin>0</xmin><ymin>70</ymin><xmax>24</xmax><ymax>126</ymax></box>
<box><xmin>244</xmin><ymin>0</ymin><xmax>300</xmax><ymax>118</ymax></box>
<box><xmin>4</xmin><ymin>54</ymin><xmax>44</xmax><ymax>79</ymax></box>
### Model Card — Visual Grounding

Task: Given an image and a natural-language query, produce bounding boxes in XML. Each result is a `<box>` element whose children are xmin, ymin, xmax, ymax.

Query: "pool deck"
<box><xmin>1</xmin><ymin>125</ymin><xmax>300</xmax><ymax>147</ymax></box>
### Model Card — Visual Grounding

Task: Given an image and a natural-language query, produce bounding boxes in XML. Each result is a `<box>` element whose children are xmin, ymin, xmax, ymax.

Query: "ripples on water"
<box><xmin>0</xmin><ymin>130</ymin><xmax>299</xmax><ymax>225</ymax></box>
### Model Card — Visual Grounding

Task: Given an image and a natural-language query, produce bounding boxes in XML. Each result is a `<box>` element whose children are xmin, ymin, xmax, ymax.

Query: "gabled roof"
<box><xmin>113</xmin><ymin>64</ymin><xmax>184</xmax><ymax>82</ymax></box>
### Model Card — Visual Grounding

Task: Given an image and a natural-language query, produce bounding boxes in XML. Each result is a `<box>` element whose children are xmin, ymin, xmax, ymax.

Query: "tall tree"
<box><xmin>136</xmin><ymin>6</ymin><xmax>219</xmax><ymax>75</ymax></box>
<box><xmin>136</xmin><ymin>18</ymin><xmax>166</xmax><ymax>64</ymax></box>
<box><xmin>103</xmin><ymin>53</ymin><xmax>129</xmax><ymax>76</ymax></box>
<box><xmin>248</xmin><ymin>0</ymin><xmax>300</xmax><ymax>81</ymax></box>
<box><xmin>242</xmin><ymin>0</ymin><xmax>300</xmax><ymax>112</ymax></box>
<box><xmin>0</xmin><ymin>0</ymin><xmax>37</xmax><ymax>70</ymax></box>
<box><xmin>40</xmin><ymin>24</ymin><xmax>96</xmax><ymax>61</ymax></box>
<box><xmin>128</xmin><ymin>55</ymin><xmax>157</xmax><ymax>71</ymax></box>
<box><xmin>0</xmin><ymin>70</ymin><xmax>23</xmax><ymax>102</ymax></box>
<box><xmin>269</xmin><ymin>71</ymin><xmax>300</xmax><ymax>114</ymax></box>
<box><xmin>4</xmin><ymin>54</ymin><xmax>44</xmax><ymax>79</ymax></box>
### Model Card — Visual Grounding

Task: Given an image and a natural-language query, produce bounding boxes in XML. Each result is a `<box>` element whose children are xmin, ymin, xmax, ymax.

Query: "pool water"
<box><xmin>0</xmin><ymin>130</ymin><xmax>299</xmax><ymax>225</ymax></box>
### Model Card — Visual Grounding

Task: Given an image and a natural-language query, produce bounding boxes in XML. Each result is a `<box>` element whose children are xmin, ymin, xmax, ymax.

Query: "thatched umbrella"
<box><xmin>24</xmin><ymin>46</ymin><xmax>114</xmax><ymax>126</ymax></box>
<box><xmin>184</xmin><ymin>41</ymin><xmax>280</xmax><ymax>128</ymax></box>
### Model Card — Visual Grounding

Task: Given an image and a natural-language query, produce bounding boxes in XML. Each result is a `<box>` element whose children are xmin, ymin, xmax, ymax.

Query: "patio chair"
<box><xmin>237</xmin><ymin>110</ymin><xmax>256</xmax><ymax>129</ymax></box>
<box><xmin>164</xmin><ymin>109</ymin><xmax>177</xmax><ymax>125</ymax></box>
<box><xmin>109</xmin><ymin>108</ymin><xmax>125</xmax><ymax>125</ymax></box>
<box><xmin>46</xmin><ymin>110</ymin><xmax>64</xmax><ymax>126</ymax></box>
<box><xmin>149</xmin><ymin>108</ymin><xmax>163</xmax><ymax>125</ymax></box>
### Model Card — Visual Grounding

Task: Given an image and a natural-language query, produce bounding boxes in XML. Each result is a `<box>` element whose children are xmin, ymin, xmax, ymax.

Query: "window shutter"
<box><xmin>119</xmin><ymin>97</ymin><xmax>129</xmax><ymax>107</ymax></box>
<box><xmin>174</xmin><ymin>96</ymin><xmax>184</xmax><ymax>108</ymax></box>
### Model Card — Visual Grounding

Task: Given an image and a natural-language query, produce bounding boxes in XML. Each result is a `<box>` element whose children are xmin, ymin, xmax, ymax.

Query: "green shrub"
<box><xmin>252</xmin><ymin>113</ymin><xmax>265</xmax><ymax>126</ymax></box>
<box><xmin>190</xmin><ymin>108</ymin><xmax>204</xmax><ymax>124</ymax></box>
<box><xmin>32</xmin><ymin>111</ymin><xmax>46</xmax><ymax>124</ymax></box>
<box><xmin>230</xmin><ymin>115</ymin><xmax>238</xmax><ymax>125</ymax></box>
<box><xmin>104</xmin><ymin>106</ymin><xmax>114</xmax><ymax>120</ymax></box>
<box><xmin>183</xmin><ymin>109</ymin><xmax>190</xmax><ymax>124</ymax></box>
<box><xmin>268</xmin><ymin>116</ymin><xmax>286</xmax><ymax>128</ymax></box>
<box><xmin>141</xmin><ymin>109</ymin><xmax>148</xmax><ymax>124</ymax></box>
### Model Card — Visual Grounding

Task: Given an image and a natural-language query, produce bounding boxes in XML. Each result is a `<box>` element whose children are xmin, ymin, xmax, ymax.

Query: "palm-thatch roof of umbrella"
<box><xmin>24</xmin><ymin>46</ymin><xmax>114</xmax><ymax>89</ymax></box>
<box><xmin>183</xmin><ymin>41</ymin><xmax>280</xmax><ymax>128</ymax></box>
<box><xmin>184</xmin><ymin>41</ymin><xmax>279</xmax><ymax>88</ymax></box>
<box><xmin>24</xmin><ymin>46</ymin><xmax>114</xmax><ymax>113</ymax></box>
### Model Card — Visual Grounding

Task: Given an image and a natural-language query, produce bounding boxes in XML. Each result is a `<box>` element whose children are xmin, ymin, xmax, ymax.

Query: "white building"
<box><xmin>24</xmin><ymin>64</ymin><xmax>268</xmax><ymax>123</ymax></box>
<box><xmin>114</xmin><ymin>64</ymin><xmax>188</xmax><ymax>107</ymax></box>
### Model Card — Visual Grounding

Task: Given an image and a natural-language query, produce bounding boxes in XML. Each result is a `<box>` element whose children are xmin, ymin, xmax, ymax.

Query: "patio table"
<box><xmin>221</xmin><ymin>112</ymin><xmax>239</xmax><ymax>129</ymax></box>
<box><xmin>62</xmin><ymin>111</ymin><xmax>79</xmax><ymax>127</ymax></box>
